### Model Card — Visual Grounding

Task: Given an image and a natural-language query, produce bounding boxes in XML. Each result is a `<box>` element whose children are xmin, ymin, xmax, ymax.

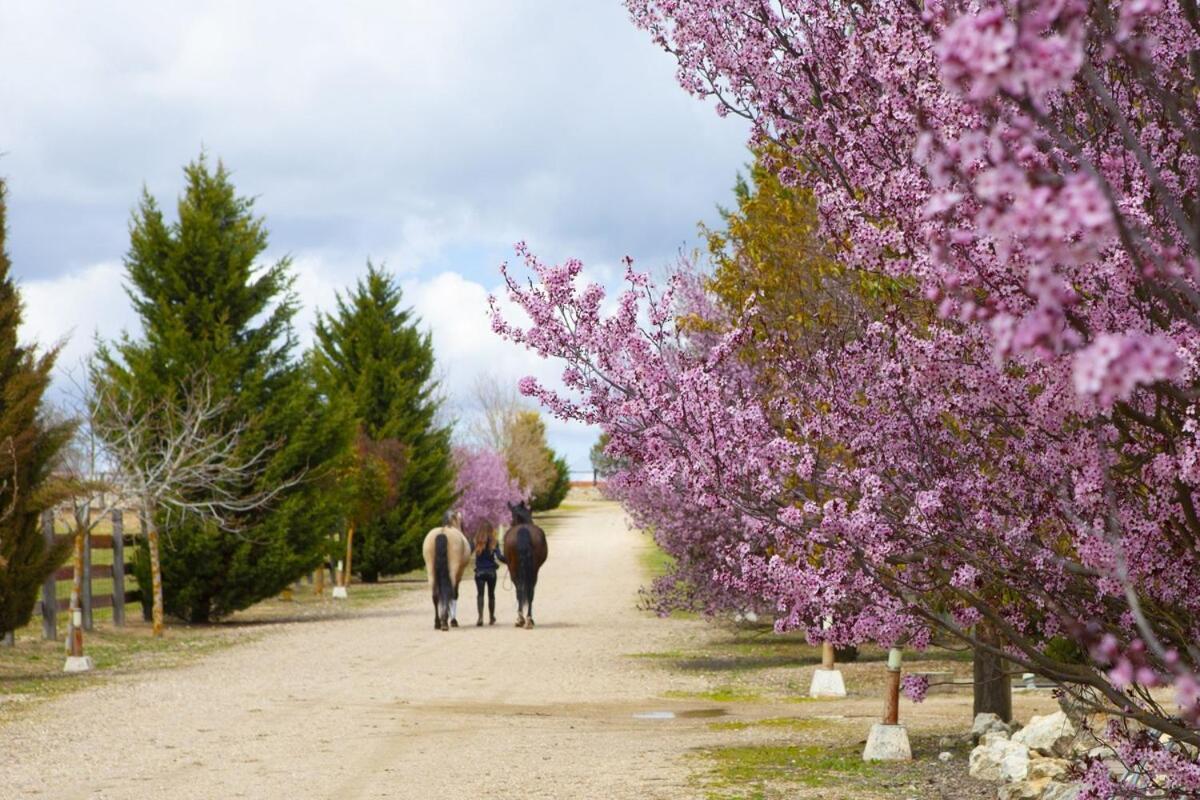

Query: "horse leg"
<box><xmin>432</xmin><ymin>591</ymin><xmax>441</xmax><ymax>630</ymax></box>
<box><xmin>449</xmin><ymin>594</ymin><xmax>459</xmax><ymax>627</ymax></box>
<box><xmin>514</xmin><ymin>580</ymin><xmax>526</xmax><ymax>627</ymax></box>
<box><xmin>525</xmin><ymin>576</ymin><xmax>536</xmax><ymax>629</ymax></box>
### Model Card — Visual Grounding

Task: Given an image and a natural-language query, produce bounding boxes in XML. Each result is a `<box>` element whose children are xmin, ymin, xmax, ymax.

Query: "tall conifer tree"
<box><xmin>312</xmin><ymin>264</ymin><xmax>455</xmax><ymax>579</ymax></box>
<box><xmin>95</xmin><ymin>155</ymin><xmax>352</xmax><ymax>622</ymax></box>
<box><xmin>0</xmin><ymin>181</ymin><xmax>72</xmax><ymax>639</ymax></box>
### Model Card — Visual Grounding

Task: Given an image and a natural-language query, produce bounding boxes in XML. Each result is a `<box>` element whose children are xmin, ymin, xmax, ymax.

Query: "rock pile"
<box><xmin>967</xmin><ymin>712</ymin><xmax>1083</xmax><ymax>800</ymax></box>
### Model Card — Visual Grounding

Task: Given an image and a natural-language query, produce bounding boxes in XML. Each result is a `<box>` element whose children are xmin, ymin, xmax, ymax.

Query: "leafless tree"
<box><xmin>465</xmin><ymin>372</ymin><xmax>525</xmax><ymax>452</ymax></box>
<box><xmin>89</xmin><ymin>373</ymin><xmax>300</xmax><ymax>637</ymax></box>
<box><xmin>46</xmin><ymin>394</ymin><xmax>123</xmax><ymax>659</ymax></box>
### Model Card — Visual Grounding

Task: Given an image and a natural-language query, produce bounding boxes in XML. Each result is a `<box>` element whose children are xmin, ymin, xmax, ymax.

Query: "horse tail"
<box><xmin>434</xmin><ymin>533</ymin><xmax>452</xmax><ymax>609</ymax></box>
<box><xmin>517</xmin><ymin>526</ymin><xmax>535</xmax><ymax>603</ymax></box>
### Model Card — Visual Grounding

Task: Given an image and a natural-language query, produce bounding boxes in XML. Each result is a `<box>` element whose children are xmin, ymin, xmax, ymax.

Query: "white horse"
<box><xmin>422</xmin><ymin>512</ymin><xmax>471</xmax><ymax>631</ymax></box>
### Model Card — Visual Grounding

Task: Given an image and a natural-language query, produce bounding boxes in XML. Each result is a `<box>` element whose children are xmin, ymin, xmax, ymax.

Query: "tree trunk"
<box><xmin>314</xmin><ymin>560</ymin><xmax>325</xmax><ymax>596</ymax></box>
<box><xmin>973</xmin><ymin>628</ymin><xmax>1013</xmax><ymax>722</ymax></box>
<box><xmin>343</xmin><ymin>522</ymin><xmax>356</xmax><ymax>589</ymax></box>
<box><xmin>145</xmin><ymin>505</ymin><xmax>165</xmax><ymax>638</ymax></box>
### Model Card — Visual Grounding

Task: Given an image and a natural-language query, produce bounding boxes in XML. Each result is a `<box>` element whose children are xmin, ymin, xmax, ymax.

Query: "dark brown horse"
<box><xmin>502</xmin><ymin>501</ymin><xmax>548</xmax><ymax>629</ymax></box>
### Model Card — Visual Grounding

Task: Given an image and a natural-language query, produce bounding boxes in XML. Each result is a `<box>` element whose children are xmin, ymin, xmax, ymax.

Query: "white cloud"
<box><xmin>19</xmin><ymin>261</ymin><xmax>134</xmax><ymax>373</ymax></box>
<box><xmin>0</xmin><ymin>1</ymin><xmax>748</xmax><ymax>282</ymax></box>
<box><xmin>401</xmin><ymin>270</ymin><xmax>600</xmax><ymax>476</ymax></box>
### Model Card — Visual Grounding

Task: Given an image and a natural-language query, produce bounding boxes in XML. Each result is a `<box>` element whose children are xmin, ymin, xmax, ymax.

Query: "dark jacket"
<box><xmin>474</xmin><ymin>546</ymin><xmax>506</xmax><ymax>575</ymax></box>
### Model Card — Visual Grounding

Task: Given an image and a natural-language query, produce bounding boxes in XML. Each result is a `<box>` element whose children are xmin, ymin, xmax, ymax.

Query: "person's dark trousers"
<box><xmin>475</xmin><ymin>571</ymin><xmax>497</xmax><ymax>624</ymax></box>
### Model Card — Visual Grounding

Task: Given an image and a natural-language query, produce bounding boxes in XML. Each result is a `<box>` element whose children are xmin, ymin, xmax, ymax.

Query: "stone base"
<box><xmin>331</xmin><ymin>586</ymin><xmax>348</xmax><ymax>599</ymax></box>
<box><xmin>863</xmin><ymin>723</ymin><xmax>912</xmax><ymax>761</ymax></box>
<box><xmin>809</xmin><ymin>668</ymin><xmax>847</xmax><ymax>698</ymax></box>
<box><xmin>63</xmin><ymin>655</ymin><xmax>94</xmax><ymax>673</ymax></box>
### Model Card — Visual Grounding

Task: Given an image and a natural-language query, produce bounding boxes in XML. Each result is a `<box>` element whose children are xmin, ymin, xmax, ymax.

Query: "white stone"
<box><xmin>808</xmin><ymin>668</ymin><xmax>847</xmax><ymax>698</ymax></box>
<box><xmin>1012</xmin><ymin>711</ymin><xmax>1076</xmax><ymax>756</ymax></box>
<box><xmin>63</xmin><ymin>655</ymin><xmax>94</xmax><ymax>673</ymax></box>
<box><xmin>972</xmin><ymin>712</ymin><xmax>1014</xmax><ymax>741</ymax></box>
<box><xmin>1042</xmin><ymin>782</ymin><xmax>1082</xmax><ymax>800</ymax></box>
<box><xmin>1028</xmin><ymin>757</ymin><xmax>1071</xmax><ymax>782</ymax></box>
<box><xmin>981</xmin><ymin>731</ymin><xmax>1011</xmax><ymax>746</ymax></box>
<box><xmin>998</xmin><ymin>778</ymin><xmax>1048</xmax><ymax>800</ymax></box>
<box><xmin>938</xmin><ymin>751</ymin><xmax>952</xmax><ymax>762</ymax></box>
<box><xmin>862</xmin><ymin>723</ymin><xmax>912</xmax><ymax>761</ymax></box>
<box><xmin>969</xmin><ymin>737</ymin><xmax>1030</xmax><ymax>782</ymax></box>
<box><xmin>331</xmin><ymin>586</ymin><xmax>348</xmax><ymax>599</ymax></box>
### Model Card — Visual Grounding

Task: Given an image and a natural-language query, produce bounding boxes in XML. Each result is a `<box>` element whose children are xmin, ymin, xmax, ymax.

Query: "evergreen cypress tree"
<box><xmin>95</xmin><ymin>155</ymin><xmax>352</xmax><ymax>622</ymax></box>
<box><xmin>0</xmin><ymin>181</ymin><xmax>72</xmax><ymax>639</ymax></box>
<box><xmin>312</xmin><ymin>263</ymin><xmax>455</xmax><ymax>579</ymax></box>
<box><xmin>530</xmin><ymin>452</ymin><xmax>570</xmax><ymax>512</ymax></box>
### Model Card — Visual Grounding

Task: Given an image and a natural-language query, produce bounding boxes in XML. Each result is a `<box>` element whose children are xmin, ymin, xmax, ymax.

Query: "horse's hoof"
<box><xmin>476</xmin><ymin>619</ymin><xmax>483</xmax><ymax>627</ymax></box>
<box><xmin>489</xmin><ymin>617</ymin><xmax>496</xmax><ymax>626</ymax></box>
<box><xmin>515</xmin><ymin>616</ymin><xmax>525</xmax><ymax>628</ymax></box>
<box><xmin>450</xmin><ymin>619</ymin><xmax>458</xmax><ymax>628</ymax></box>
<box><xmin>525</xmin><ymin>618</ymin><xmax>535</xmax><ymax>629</ymax></box>
<box><xmin>440</xmin><ymin>623</ymin><xmax>449</xmax><ymax>632</ymax></box>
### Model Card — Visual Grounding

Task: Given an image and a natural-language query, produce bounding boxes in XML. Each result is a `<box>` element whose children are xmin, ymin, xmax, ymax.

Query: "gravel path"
<box><xmin>0</xmin><ymin>499</ymin><xmax>718</xmax><ymax>800</ymax></box>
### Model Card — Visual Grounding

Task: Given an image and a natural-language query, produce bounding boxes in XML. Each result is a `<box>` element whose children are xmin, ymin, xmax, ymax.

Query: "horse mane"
<box><xmin>509</xmin><ymin>501</ymin><xmax>534</xmax><ymax>525</ymax></box>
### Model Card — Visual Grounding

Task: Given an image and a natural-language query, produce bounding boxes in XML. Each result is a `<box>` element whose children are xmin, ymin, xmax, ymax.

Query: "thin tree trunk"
<box><xmin>343</xmin><ymin>522</ymin><xmax>356</xmax><ymax>588</ymax></box>
<box><xmin>314</xmin><ymin>557</ymin><xmax>325</xmax><ymax>596</ymax></box>
<box><xmin>973</xmin><ymin>625</ymin><xmax>1013</xmax><ymax>722</ymax></box>
<box><xmin>144</xmin><ymin>503</ymin><xmax>165</xmax><ymax>638</ymax></box>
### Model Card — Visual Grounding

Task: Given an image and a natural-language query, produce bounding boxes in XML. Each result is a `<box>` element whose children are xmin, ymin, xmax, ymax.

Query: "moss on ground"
<box><xmin>694</xmin><ymin>743</ymin><xmax>879</xmax><ymax>798</ymax></box>
<box><xmin>707</xmin><ymin>716</ymin><xmax>823</xmax><ymax>732</ymax></box>
<box><xmin>664</xmin><ymin>686</ymin><xmax>763</xmax><ymax>703</ymax></box>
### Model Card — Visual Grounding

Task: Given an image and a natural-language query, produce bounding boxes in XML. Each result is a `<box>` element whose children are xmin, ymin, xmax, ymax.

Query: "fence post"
<box><xmin>82</xmin><ymin>526</ymin><xmax>94</xmax><ymax>631</ymax></box>
<box><xmin>111</xmin><ymin>510</ymin><xmax>125</xmax><ymax>627</ymax></box>
<box><xmin>862</xmin><ymin>647</ymin><xmax>912</xmax><ymax>761</ymax></box>
<box><xmin>40</xmin><ymin>510</ymin><xmax>56</xmax><ymax>641</ymax></box>
<box><xmin>139</xmin><ymin>510</ymin><xmax>151</xmax><ymax>622</ymax></box>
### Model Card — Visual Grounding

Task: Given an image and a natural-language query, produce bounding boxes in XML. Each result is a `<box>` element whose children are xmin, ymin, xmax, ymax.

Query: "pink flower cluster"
<box><xmin>1073</xmin><ymin>333</ymin><xmax>1182</xmax><ymax>409</ymax></box>
<box><xmin>900</xmin><ymin>674</ymin><xmax>930</xmax><ymax>704</ymax></box>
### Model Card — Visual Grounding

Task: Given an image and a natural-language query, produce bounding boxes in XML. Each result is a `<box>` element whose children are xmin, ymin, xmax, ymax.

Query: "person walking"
<box><xmin>473</xmin><ymin>528</ymin><xmax>506</xmax><ymax>626</ymax></box>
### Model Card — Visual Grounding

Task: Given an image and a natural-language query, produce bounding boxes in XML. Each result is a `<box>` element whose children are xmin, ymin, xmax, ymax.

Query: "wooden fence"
<box><xmin>35</xmin><ymin>509</ymin><xmax>144</xmax><ymax>641</ymax></box>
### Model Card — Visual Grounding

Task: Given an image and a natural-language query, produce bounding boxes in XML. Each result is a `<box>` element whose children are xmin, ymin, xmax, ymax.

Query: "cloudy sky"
<box><xmin>0</xmin><ymin>1</ymin><xmax>749</xmax><ymax>474</ymax></box>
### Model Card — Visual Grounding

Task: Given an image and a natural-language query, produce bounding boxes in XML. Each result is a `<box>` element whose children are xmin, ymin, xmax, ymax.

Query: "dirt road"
<box><xmin>1</xmin><ymin>498</ymin><xmax>718</xmax><ymax>800</ymax></box>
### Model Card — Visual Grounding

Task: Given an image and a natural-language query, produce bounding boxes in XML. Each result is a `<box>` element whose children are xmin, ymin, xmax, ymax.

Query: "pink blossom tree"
<box><xmin>452</xmin><ymin>446</ymin><xmax>525</xmax><ymax>542</ymax></box>
<box><xmin>492</xmin><ymin>239</ymin><xmax>1200</xmax><ymax>794</ymax></box>
<box><xmin>491</xmin><ymin>1</ymin><xmax>1200</xmax><ymax>793</ymax></box>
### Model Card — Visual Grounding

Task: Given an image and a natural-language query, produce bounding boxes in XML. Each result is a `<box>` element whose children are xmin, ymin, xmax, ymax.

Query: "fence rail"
<box><xmin>35</xmin><ymin>508</ymin><xmax>144</xmax><ymax>641</ymax></box>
